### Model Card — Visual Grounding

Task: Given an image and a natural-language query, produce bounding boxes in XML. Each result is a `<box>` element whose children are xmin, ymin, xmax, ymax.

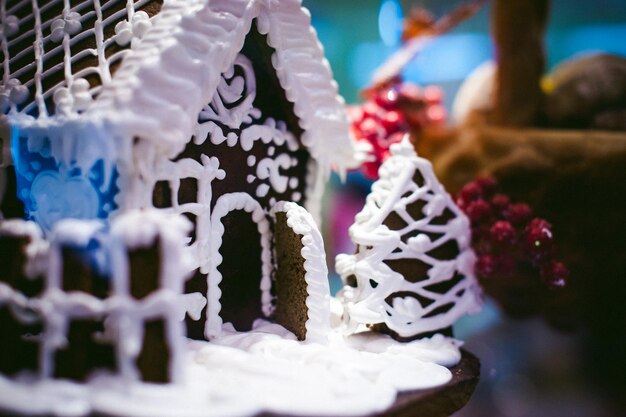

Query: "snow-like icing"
<box><xmin>336</xmin><ymin>137</ymin><xmax>482</xmax><ymax>339</ymax></box>
<box><xmin>270</xmin><ymin>201</ymin><xmax>331</xmax><ymax>344</ymax></box>
<box><xmin>0</xmin><ymin>319</ymin><xmax>461</xmax><ymax>417</ymax></box>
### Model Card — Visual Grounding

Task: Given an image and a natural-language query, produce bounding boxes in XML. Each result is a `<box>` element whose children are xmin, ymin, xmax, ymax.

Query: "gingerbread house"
<box><xmin>0</xmin><ymin>0</ymin><xmax>355</xmax><ymax>352</ymax></box>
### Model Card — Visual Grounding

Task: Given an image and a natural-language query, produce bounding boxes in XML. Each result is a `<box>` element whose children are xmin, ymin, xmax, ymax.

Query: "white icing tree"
<box><xmin>336</xmin><ymin>137</ymin><xmax>482</xmax><ymax>340</ymax></box>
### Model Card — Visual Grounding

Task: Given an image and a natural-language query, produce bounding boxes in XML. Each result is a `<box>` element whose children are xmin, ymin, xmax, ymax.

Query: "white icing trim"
<box><xmin>206</xmin><ymin>192</ymin><xmax>272</xmax><ymax>339</ymax></box>
<box><xmin>336</xmin><ymin>138</ymin><xmax>483</xmax><ymax>338</ymax></box>
<box><xmin>270</xmin><ymin>200</ymin><xmax>330</xmax><ymax>344</ymax></box>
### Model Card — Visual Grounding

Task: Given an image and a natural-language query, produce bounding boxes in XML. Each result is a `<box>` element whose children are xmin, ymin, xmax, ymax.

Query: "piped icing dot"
<box><xmin>114</xmin><ymin>11</ymin><xmax>153</xmax><ymax>47</ymax></box>
<box><xmin>256</xmin><ymin>183</ymin><xmax>270</xmax><ymax>197</ymax></box>
<box><xmin>0</xmin><ymin>79</ymin><xmax>29</xmax><ymax>112</ymax></box>
<box><xmin>50</xmin><ymin>11</ymin><xmax>82</xmax><ymax>43</ymax></box>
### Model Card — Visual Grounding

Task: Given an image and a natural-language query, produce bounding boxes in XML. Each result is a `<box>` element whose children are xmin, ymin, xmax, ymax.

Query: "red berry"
<box><xmin>358</xmin><ymin>117</ymin><xmax>383</xmax><ymax>141</ymax></box>
<box><xmin>375</xmin><ymin>88</ymin><xmax>400</xmax><ymax>110</ymax></box>
<box><xmin>527</xmin><ymin>218</ymin><xmax>552</xmax><ymax>232</ymax></box>
<box><xmin>491</xmin><ymin>193</ymin><xmax>511</xmax><ymax>211</ymax></box>
<box><xmin>505</xmin><ymin>203</ymin><xmax>533</xmax><ymax>225</ymax></box>
<box><xmin>381</xmin><ymin>110</ymin><xmax>406</xmax><ymax>134</ymax></box>
<box><xmin>361</xmin><ymin>101</ymin><xmax>381</xmax><ymax>119</ymax></box>
<box><xmin>540</xmin><ymin>261</ymin><xmax>569</xmax><ymax>289</ymax></box>
<box><xmin>525</xmin><ymin>218</ymin><xmax>553</xmax><ymax>256</ymax></box>
<box><xmin>476</xmin><ymin>254</ymin><xmax>496</xmax><ymax>278</ymax></box>
<box><xmin>465</xmin><ymin>199</ymin><xmax>492</xmax><ymax>223</ymax></box>
<box><xmin>459</xmin><ymin>181</ymin><xmax>484</xmax><ymax>203</ymax></box>
<box><xmin>490</xmin><ymin>220</ymin><xmax>516</xmax><ymax>245</ymax></box>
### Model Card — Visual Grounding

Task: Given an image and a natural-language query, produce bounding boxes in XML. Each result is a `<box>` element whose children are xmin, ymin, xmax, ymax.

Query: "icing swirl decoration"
<box><xmin>199</xmin><ymin>55</ymin><xmax>259</xmax><ymax>129</ymax></box>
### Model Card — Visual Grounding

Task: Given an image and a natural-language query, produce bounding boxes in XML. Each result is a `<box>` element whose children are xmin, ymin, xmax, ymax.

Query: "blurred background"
<box><xmin>302</xmin><ymin>0</ymin><xmax>626</xmax><ymax>416</ymax></box>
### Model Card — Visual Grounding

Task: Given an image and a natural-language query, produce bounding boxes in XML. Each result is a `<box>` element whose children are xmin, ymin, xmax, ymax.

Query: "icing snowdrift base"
<box><xmin>0</xmin><ymin>319</ymin><xmax>462</xmax><ymax>417</ymax></box>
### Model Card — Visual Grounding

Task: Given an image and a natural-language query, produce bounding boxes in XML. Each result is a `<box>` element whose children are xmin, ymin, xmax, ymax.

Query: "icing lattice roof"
<box><xmin>1</xmin><ymin>0</ymin><xmax>355</xmax><ymax>171</ymax></box>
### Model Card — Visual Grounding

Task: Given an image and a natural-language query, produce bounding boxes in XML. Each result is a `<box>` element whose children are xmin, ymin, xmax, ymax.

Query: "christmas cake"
<box><xmin>0</xmin><ymin>1</ymin><xmax>481</xmax><ymax>416</ymax></box>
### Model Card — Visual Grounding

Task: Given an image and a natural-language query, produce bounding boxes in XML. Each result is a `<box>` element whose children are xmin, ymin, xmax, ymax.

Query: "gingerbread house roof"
<box><xmin>1</xmin><ymin>0</ymin><xmax>356</xmax><ymax>172</ymax></box>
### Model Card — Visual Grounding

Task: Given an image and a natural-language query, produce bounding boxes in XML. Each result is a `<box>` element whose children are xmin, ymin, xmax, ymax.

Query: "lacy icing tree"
<box><xmin>337</xmin><ymin>138</ymin><xmax>481</xmax><ymax>341</ymax></box>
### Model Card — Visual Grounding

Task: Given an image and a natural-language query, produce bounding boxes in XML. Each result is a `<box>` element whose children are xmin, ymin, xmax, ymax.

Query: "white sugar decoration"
<box><xmin>50</xmin><ymin>10</ymin><xmax>82</xmax><ymax>43</ymax></box>
<box><xmin>336</xmin><ymin>137</ymin><xmax>482</xmax><ymax>339</ymax></box>
<box><xmin>113</xmin><ymin>10</ymin><xmax>151</xmax><ymax>47</ymax></box>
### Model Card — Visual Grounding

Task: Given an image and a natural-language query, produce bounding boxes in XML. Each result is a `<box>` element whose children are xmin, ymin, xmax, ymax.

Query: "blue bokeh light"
<box><xmin>378</xmin><ymin>0</ymin><xmax>403</xmax><ymax>47</ymax></box>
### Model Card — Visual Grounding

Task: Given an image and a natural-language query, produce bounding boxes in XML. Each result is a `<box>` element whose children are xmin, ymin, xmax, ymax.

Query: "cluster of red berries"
<box><xmin>456</xmin><ymin>177</ymin><xmax>569</xmax><ymax>290</ymax></box>
<box><xmin>348</xmin><ymin>82</ymin><xmax>446</xmax><ymax>179</ymax></box>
